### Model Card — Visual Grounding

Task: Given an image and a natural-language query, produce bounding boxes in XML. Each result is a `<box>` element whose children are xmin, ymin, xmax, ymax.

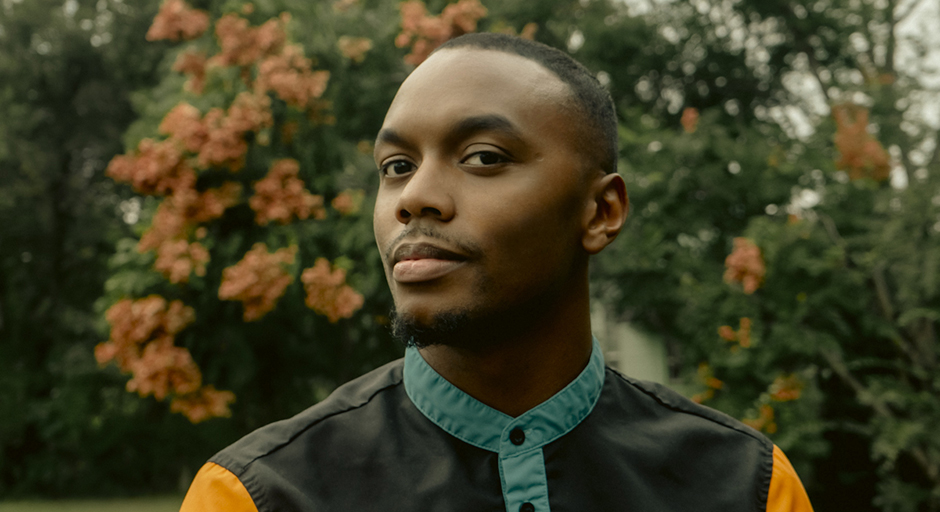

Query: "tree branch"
<box><xmin>872</xmin><ymin>263</ymin><xmax>895</xmax><ymax>320</ymax></box>
<box><xmin>885</xmin><ymin>0</ymin><xmax>897</xmax><ymax>73</ymax></box>
<box><xmin>821</xmin><ymin>349</ymin><xmax>940</xmax><ymax>487</ymax></box>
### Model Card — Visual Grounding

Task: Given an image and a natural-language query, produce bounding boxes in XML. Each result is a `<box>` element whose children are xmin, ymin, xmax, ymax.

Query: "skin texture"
<box><xmin>373</xmin><ymin>48</ymin><xmax>628</xmax><ymax>416</ymax></box>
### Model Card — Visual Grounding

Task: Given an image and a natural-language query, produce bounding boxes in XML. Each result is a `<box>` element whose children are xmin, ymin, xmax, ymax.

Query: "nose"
<box><xmin>395</xmin><ymin>159</ymin><xmax>456</xmax><ymax>224</ymax></box>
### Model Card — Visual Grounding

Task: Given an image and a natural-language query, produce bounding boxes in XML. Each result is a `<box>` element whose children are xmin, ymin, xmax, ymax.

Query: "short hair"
<box><xmin>434</xmin><ymin>33</ymin><xmax>618</xmax><ymax>175</ymax></box>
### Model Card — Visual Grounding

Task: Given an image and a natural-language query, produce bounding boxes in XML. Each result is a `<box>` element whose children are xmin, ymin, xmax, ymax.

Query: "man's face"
<box><xmin>373</xmin><ymin>48</ymin><xmax>596</xmax><ymax>344</ymax></box>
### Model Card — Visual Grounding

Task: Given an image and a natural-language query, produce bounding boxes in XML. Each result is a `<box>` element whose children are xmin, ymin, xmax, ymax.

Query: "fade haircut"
<box><xmin>434</xmin><ymin>32</ymin><xmax>618</xmax><ymax>175</ymax></box>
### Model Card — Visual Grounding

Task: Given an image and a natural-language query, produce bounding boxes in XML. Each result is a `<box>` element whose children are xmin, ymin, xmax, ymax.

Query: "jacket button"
<box><xmin>509</xmin><ymin>427</ymin><xmax>525</xmax><ymax>445</ymax></box>
<box><xmin>519</xmin><ymin>503</ymin><xmax>535</xmax><ymax>512</ymax></box>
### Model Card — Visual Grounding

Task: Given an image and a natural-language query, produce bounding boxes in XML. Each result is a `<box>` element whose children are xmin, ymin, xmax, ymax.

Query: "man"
<box><xmin>181</xmin><ymin>33</ymin><xmax>813</xmax><ymax>512</ymax></box>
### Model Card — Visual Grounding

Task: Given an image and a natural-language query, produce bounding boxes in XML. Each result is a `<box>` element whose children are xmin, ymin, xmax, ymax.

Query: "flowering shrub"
<box><xmin>717</xmin><ymin>317</ymin><xmax>752</xmax><ymax>348</ymax></box>
<box><xmin>255</xmin><ymin>45</ymin><xmax>330</xmax><ymax>109</ymax></box>
<box><xmin>102</xmin><ymin>1</ymin><xmax>365</xmax><ymax>423</ymax></box>
<box><xmin>218</xmin><ymin>243</ymin><xmax>298</xmax><ymax>321</ymax></box>
<box><xmin>395</xmin><ymin>0</ymin><xmax>487</xmax><ymax>65</ymax></box>
<box><xmin>331</xmin><ymin>188</ymin><xmax>365</xmax><ymax>216</ymax></box>
<box><xmin>743</xmin><ymin>404</ymin><xmax>777</xmax><ymax>434</ymax></box>
<box><xmin>250</xmin><ymin>159</ymin><xmax>325</xmax><ymax>225</ymax></box>
<box><xmin>173</xmin><ymin>50</ymin><xmax>208</xmax><ymax>93</ymax></box>
<box><xmin>723</xmin><ymin>237</ymin><xmax>765</xmax><ymax>294</ymax></box>
<box><xmin>96</xmin><ymin>297</ymin><xmax>234</xmax><ymax>422</ymax></box>
<box><xmin>301</xmin><ymin>258</ymin><xmax>365</xmax><ymax>323</ymax></box>
<box><xmin>832</xmin><ymin>103</ymin><xmax>890</xmax><ymax>181</ymax></box>
<box><xmin>146</xmin><ymin>0</ymin><xmax>209</xmax><ymax>42</ymax></box>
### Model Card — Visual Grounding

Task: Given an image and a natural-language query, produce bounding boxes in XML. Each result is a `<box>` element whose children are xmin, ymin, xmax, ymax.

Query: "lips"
<box><xmin>391</xmin><ymin>243</ymin><xmax>468</xmax><ymax>283</ymax></box>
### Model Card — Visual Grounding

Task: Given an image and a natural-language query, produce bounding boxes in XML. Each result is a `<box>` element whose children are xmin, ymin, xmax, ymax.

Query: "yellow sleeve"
<box><xmin>180</xmin><ymin>462</ymin><xmax>259</xmax><ymax>512</ymax></box>
<box><xmin>766</xmin><ymin>445</ymin><xmax>814</xmax><ymax>512</ymax></box>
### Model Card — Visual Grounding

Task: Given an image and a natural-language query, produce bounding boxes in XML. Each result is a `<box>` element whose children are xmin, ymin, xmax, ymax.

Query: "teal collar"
<box><xmin>403</xmin><ymin>339</ymin><xmax>606</xmax><ymax>454</ymax></box>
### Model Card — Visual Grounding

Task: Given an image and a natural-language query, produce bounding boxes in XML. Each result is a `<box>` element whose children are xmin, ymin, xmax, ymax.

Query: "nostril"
<box><xmin>421</xmin><ymin>207</ymin><xmax>442</xmax><ymax>217</ymax></box>
<box><xmin>399</xmin><ymin>209</ymin><xmax>412</xmax><ymax>219</ymax></box>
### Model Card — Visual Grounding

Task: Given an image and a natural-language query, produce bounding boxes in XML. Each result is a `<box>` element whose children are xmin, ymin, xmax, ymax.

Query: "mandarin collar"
<box><xmin>403</xmin><ymin>338</ymin><xmax>605</xmax><ymax>454</ymax></box>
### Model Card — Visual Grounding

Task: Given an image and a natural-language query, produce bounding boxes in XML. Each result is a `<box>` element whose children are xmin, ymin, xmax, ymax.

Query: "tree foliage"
<box><xmin>2</xmin><ymin>0</ymin><xmax>939</xmax><ymax>508</ymax></box>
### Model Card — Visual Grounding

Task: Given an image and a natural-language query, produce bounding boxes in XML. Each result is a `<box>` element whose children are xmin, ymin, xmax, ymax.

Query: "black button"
<box><xmin>509</xmin><ymin>427</ymin><xmax>525</xmax><ymax>445</ymax></box>
<box><xmin>519</xmin><ymin>503</ymin><xmax>535</xmax><ymax>512</ymax></box>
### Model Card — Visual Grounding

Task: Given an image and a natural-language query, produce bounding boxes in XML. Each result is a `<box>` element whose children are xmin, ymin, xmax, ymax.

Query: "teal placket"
<box><xmin>403</xmin><ymin>339</ymin><xmax>606</xmax><ymax>512</ymax></box>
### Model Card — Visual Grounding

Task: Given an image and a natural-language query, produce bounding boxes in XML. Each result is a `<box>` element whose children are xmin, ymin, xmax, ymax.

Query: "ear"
<box><xmin>581</xmin><ymin>173</ymin><xmax>629</xmax><ymax>254</ymax></box>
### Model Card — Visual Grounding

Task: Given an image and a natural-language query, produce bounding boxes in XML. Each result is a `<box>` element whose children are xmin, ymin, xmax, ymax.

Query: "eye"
<box><xmin>462</xmin><ymin>151</ymin><xmax>509</xmax><ymax>166</ymax></box>
<box><xmin>380</xmin><ymin>160</ymin><xmax>416</xmax><ymax>177</ymax></box>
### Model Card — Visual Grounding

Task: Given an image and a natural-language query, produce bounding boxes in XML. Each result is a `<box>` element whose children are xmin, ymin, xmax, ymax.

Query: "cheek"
<box><xmin>373</xmin><ymin>194</ymin><xmax>396</xmax><ymax>252</ymax></box>
<box><xmin>480</xmin><ymin>190</ymin><xmax>584</xmax><ymax>281</ymax></box>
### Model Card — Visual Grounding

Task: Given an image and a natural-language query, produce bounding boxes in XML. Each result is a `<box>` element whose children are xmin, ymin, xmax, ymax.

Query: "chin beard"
<box><xmin>391</xmin><ymin>308</ymin><xmax>475</xmax><ymax>349</ymax></box>
<box><xmin>391</xmin><ymin>305</ymin><xmax>522</xmax><ymax>351</ymax></box>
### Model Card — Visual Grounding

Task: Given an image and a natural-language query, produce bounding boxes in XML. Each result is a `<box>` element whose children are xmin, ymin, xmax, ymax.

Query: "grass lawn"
<box><xmin>0</xmin><ymin>496</ymin><xmax>183</xmax><ymax>512</ymax></box>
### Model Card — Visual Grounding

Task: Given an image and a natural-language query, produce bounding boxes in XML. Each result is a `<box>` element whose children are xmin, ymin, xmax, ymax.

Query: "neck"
<box><xmin>417</xmin><ymin>275</ymin><xmax>594</xmax><ymax>417</ymax></box>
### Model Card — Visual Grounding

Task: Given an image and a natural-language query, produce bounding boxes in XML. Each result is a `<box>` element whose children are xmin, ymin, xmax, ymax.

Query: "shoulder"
<box><xmin>210</xmin><ymin>357</ymin><xmax>405</xmax><ymax>475</ymax></box>
<box><xmin>595</xmin><ymin>367</ymin><xmax>776</xmax><ymax>510</ymax></box>
<box><xmin>603</xmin><ymin>366</ymin><xmax>772</xmax><ymax>448</ymax></box>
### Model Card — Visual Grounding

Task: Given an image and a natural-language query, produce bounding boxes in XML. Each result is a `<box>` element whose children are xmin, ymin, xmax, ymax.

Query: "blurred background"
<box><xmin>1</xmin><ymin>0</ymin><xmax>939</xmax><ymax>510</ymax></box>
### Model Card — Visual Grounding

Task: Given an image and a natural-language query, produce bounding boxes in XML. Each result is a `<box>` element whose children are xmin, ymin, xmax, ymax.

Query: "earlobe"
<box><xmin>582</xmin><ymin>173</ymin><xmax>629</xmax><ymax>254</ymax></box>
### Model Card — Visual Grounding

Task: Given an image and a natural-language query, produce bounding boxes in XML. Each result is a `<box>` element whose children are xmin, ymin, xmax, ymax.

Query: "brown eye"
<box><xmin>381</xmin><ymin>160</ymin><xmax>415</xmax><ymax>177</ymax></box>
<box><xmin>463</xmin><ymin>151</ymin><xmax>508</xmax><ymax>166</ymax></box>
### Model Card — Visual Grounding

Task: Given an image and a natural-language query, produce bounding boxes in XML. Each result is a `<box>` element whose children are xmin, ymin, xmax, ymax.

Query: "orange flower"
<box><xmin>250</xmin><ymin>159</ymin><xmax>325</xmax><ymax>225</ymax></box>
<box><xmin>197</xmin><ymin>93</ymin><xmax>272</xmax><ymax>170</ymax></box>
<box><xmin>681</xmin><ymin>107</ymin><xmax>699</xmax><ymax>133</ymax></box>
<box><xmin>98</xmin><ymin>296</ymin><xmax>196</xmax><ymax>377</ymax></box>
<box><xmin>769</xmin><ymin>373</ymin><xmax>803</xmax><ymax>402</ymax></box>
<box><xmin>717</xmin><ymin>317</ymin><xmax>752</xmax><ymax>347</ymax></box>
<box><xmin>146</xmin><ymin>0</ymin><xmax>210</xmax><ymax>42</ymax></box>
<box><xmin>100</xmin><ymin>296</ymin><xmax>233</xmax><ymax>423</ymax></box>
<box><xmin>718</xmin><ymin>325</ymin><xmax>736</xmax><ymax>342</ymax></box>
<box><xmin>833</xmin><ymin>103</ymin><xmax>890</xmax><ymax>181</ymax></box>
<box><xmin>331</xmin><ymin>189</ymin><xmax>364</xmax><ymax>216</ymax></box>
<box><xmin>170</xmin><ymin>385</ymin><xmax>236</xmax><ymax>423</ymax></box>
<box><xmin>396</xmin><ymin>0</ymin><xmax>487</xmax><ymax>65</ymax></box>
<box><xmin>724</xmin><ymin>238</ymin><xmax>765</xmax><ymax>294</ymax></box>
<box><xmin>743</xmin><ymin>404</ymin><xmax>777</xmax><ymax>434</ymax></box>
<box><xmin>125</xmin><ymin>337</ymin><xmax>202</xmax><ymax>400</ymax></box>
<box><xmin>159</xmin><ymin>102</ymin><xmax>207</xmax><ymax>152</ymax></box>
<box><xmin>218</xmin><ymin>243</ymin><xmax>297</xmax><ymax>321</ymax></box>
<box><xmin>106</xmin><ymin>138</ymin><xmax>193</xmax><ymax>196</ymax></box>
<box><xmin>337</xmin><ymin>36</ymin><xmax>373</xmax><ymax>63</ymax></box>
<box><xmin>691</xmin><ymin>362</ymin><xmax>723</xmax><ymax>403</ymax></box>
<box><xmin>172</xmin><ymin>50</ymin><xmax>208</xmax><ymax>94</ymax></box>
<box><xmin>210</xmin><ymin>14</ymin><xmax>286</xmax><ymax>68</ymax></box>
<box><xmin>301</xmin><ymin>258</ymin><xmax>365</xmax><ymax>322</ymax></box>
<box><xmin>154</xmin><ymin>240</ymin><xmax>210</xmax><ymax>283</ymax></box>
<box><xmin>138</xmin><ymin>182</ymin><xmax>241</xmax><ymax>253</ymax></box>
<box><xmin>255</xmin><ymin>45</ymin><xmax>330</xmax><ymax>109</ymax></box>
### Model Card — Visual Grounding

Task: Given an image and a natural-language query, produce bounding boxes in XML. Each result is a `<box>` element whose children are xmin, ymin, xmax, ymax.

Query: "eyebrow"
<box><xmin>448</xmin><ymin>114</ymin><xmax>523</xmax><ymax>144</ymax></box>
<box><xmin>374</xmin><ymin>114</ymin><xmax>524</xmax><ymax>151</ymax></box>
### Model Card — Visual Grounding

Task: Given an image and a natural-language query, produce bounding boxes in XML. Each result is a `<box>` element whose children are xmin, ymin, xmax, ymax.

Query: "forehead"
<box><xmin>379</xmin><ymin>48</ymin><xmax>576</xmax><ymax>139</ymax></box>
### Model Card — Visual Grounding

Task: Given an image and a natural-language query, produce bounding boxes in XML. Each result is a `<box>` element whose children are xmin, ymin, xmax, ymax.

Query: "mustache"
<box><xmin>383</xmin><ymin>226</ymin><xmax>482</xmax><ymax>264</ymax></box>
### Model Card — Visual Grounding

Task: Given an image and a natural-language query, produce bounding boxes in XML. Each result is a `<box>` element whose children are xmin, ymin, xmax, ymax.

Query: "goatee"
<box><xmin>390</xmin><ymin>308</ymin><xmax>476</xmax><ymax>349</ymax></box>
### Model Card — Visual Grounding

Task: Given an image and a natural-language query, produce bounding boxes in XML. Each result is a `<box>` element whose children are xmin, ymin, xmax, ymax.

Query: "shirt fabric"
<box><xmin>181</xmin><ymin>339</ymin><xmax>814</xmax><ymax>512</ymax></box>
